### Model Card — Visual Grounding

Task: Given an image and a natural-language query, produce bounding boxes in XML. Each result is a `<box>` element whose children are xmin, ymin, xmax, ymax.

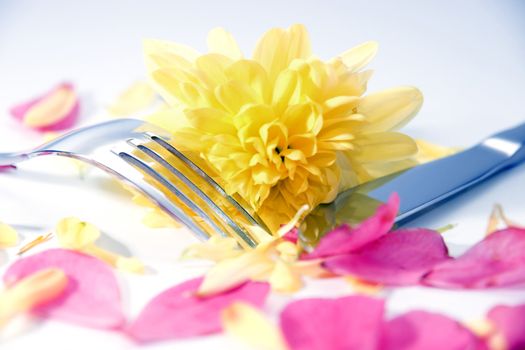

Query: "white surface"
<box><xmin>0</xmin><ymin>0</ymin><xmax>525</xmax><ymax>348</ymax></box>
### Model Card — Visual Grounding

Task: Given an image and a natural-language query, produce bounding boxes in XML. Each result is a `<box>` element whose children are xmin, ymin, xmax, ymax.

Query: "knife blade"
<box><xmin>300</xmin><ymin>122</ymin><xmax>525</xmax><ymax>244</ymax></box>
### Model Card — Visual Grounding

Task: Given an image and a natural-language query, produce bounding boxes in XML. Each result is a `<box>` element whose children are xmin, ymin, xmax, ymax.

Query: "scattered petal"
<box><xmin>4</xmin><ymin>249</ymin><xmax>125</xmax><ymax>329</ymax></box>
<box><xmin>280</xmin><ymin>296</ymin><xmax>385</xmax><ymax>350</ymax></box>
<box><xmin>0</xmin><ymin>222</ymin><xmax>19</xmax><ymax>248</ymax></box>
<box><xmin>10</xmin><ymin>83</ymin><xmax>80</xmax><ymax>131</ymax></box>
<box><xmin>115</xmin><ymin>256</ymin><xmax>146</xmax><ymax>274</ymax></box>
<box><xmin>0</xmin><ymin>268</ymin><xmax>67</xmax><ymax>327</ymax></box>
<box><xmin>423</xmin><ymin>228</ymin><xmax>525</xmax><ymax>288</ymax></box>
<box><xmin>197</xmin><ymin>250</ymin><xmax>274</xmax><ymax>296</ymax></box>
<box><xmin>127</xmin><ymin>277</ymin><xmax>270</xmax><ymax>343</ymax></box>
<box><xmin>303</xmin><ymin>193</ymin><xmax>399</xmax><ymax>260</ymax></box>
<box><xmin>324</xmin><ymin>228</ymin><xmax>450</xmax><ymax>285</ymax></box>
<box><xmin>487</xmin><ymin>304</ymin><xmax>525</xmax><ymax>350</ymax></box>
<box><xmin>107</xmin><ymin>81</ymin><xmax>157</xmax><ymax>117</ymax></box>
<box><xmin>268</xmin><ymin>260</ymin><xmax>303</xmax><ymax>293</ymax></box>
<box><xmin>17</xmin><ymin>233</ymin><xmax>53</xmax><ymax>256</ymax></box>
<box><xmin>181</xmin><ymin>236</ymin><xmax>242</xmax><ymax>262</ymax></box>
<box><xmin>222</xmin><ymin>302</ymin><xmax>288</xmax><ymax>350</ymax></box>
<box><xmin>56</xmin><ymin>217</ymin><xmax>100</xmax><ymax>250</ymax></box>
<box><xmin>381</xmin><ymin>311</ymin><xmax>482</xmax><ymax>350</ymax></box>
<box><xmin>0</xmin><ymin>165</ymin><xmax>16</xmax><ymax>172</ymax></box>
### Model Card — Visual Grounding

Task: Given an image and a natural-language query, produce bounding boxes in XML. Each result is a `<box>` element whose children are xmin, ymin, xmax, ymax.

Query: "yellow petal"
<box><xmin>116</xmin><ymin>256</ymin><xmax>146</xmax><ymax>274</ymax></box>
<box><xmin>55</xmin><ymin>217</ymin><xmax>100</xmax><ymax>250</ymax></box>
<box><xmin>221</xmin><ymin>302</ymin><xmax>288</xmax><ymax>350</ymax></box>
<box><xmin>185</xmin><ymin>108</ymin><xmax>236</xmax><ymax>134</ymax></box>
<box><xmin>0</xmin><ymin>268</ymin><xmax>67</xmax><ymax>327</ymax></box>
<box><xmin>253</xmin><ymin>24</ymin><xmax>311</xmax><ymax>82</ymax></box>
<box><xmin>358</xmin><ymin>86</ymin><xmax>423</xmax><ymax>133</ymax></box>
<box><xmin>337</xmin><ymin>41</ymin><xmax>379</xmax><ymax>72</ymax></box>
<box><xmin>23</xmin><ymin>85</ymin><xmax>77</xmax><ymax>128</ymax></box>
<box><xmin>181</xmin><ymin>236</ymin><xmax>242</xmax><ymax>262</ymax></box>
<box><xmin>0</xmin><ymin>222</ymin><xmax>19</xmax><ymax>248</ymax></box>
<box><xmin>107</xmin><ymin>81</ymin><xmax>157</xmax><ymax>117</ymax></box>
<box><xmin>354</xmin><ymin>132</ymin><xmax>418</xmax><ymax>163</ymax></box>
<box><xmin>143</xmin><ymin>39</ymin><xmax>200</xmax><ymax>71</ymax></box>
<box><xmin>268</xmin><ymin>260</ymin><xmax>303</xmax><ymax>293</ymax></box>
<box><xmin>414</xmin><ymin>139</ymin><xmax>458</xmax><ymax>163</ymax></box>
<box><xmin>198</xmin><ymin>250</ymin><xmax>274</xmax><ymax>296</ymax></box>
<box><xmin>345</xmin><ymin>276</ymin><xmax>383</xmax><ymax>295</ymax></box>
<box><xmin>207</xmin><ymin>28</ymin><xmax>243</xmax><ymax>60</ymax></box>
<box><xmin>142</xmin><ymin>209</ymin><xmax>181</xmax><ymax>228</ymax></box>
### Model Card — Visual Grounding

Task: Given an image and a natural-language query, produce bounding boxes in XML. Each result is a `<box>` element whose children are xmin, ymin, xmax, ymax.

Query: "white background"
<box><xmin>0</xmin><ymin>0</ymin><xmax>525</xmax><ymax>349</ymax></box>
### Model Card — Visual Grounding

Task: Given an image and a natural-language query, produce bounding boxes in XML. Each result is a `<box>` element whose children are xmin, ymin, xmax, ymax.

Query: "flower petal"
<box><xmin>107</xmin><ymin>81</ymin><xmax>157</xmax><ymax>117</ymax></box>
<box><xmin>423</xmin><ymin>228</ymin><xmax>525</xmax><ymax>288</ymax></box>
<box><xmin>280</xmin><ymin>296</ymin><xmax>385</xmax><ymax>350</ymax></box>
<box><xmin>337</xmin><ymin>41</ymin><xmax>379</xmax><ymax>72</ymax></box>
<box><xmin>126</xmin><ymin>278</ymin><xmax>270</xmax><ymax>343</ymax></box>
<box><xmin>3</xmin><ymin>248</ymin><xmax>125</xmax><ymax>329</ymax></box>
<box><xmin>381</xmin><ymin>311</ymin><xmax>482</xmax><ymax>350</ymax></box>
<box><xmin>0</xmin><ymin>222</ymin><xmax>19</xmax><ymax>248</ymax></box>
<box><xmin>222</xmin><ymin>302</ymin><xmax>288</xmax><ymax>350</ymax></box>
<box><xmin>324</xmin><ymin>228</ymin><xmax>450</xmax><ymax>285</ymax></box>
<box><xmin>303</xmin><ymin>193</ymin><xmax>399</xmax><ymax>260</ymax></box>
<box><xmin>10</xmin><ymin>83</ymin><xmax>80</xmax><ymax>131</ymax></box>
<box><xmin>353</xmin><ymin>132</ymin><xmax>418</xmax><ymax>163</ymax></box>
<box><xmin>358</xmin><ymin>86</ymin><xmax>423</xmax><ymax>134</ymax></box>
<box><xmin>207</xmin><ymin>27</ymin><xmax>243</xmax><ymax>60</ymax></box>
<box><xmin>55</xmin><ymin>217</ymin><xmax>100</xmax><ymax>250</ymax></box>
<box><xmin>487</xmin><ymin>304</ymin><xmax>525</xmax><ymax>350</ymax></box>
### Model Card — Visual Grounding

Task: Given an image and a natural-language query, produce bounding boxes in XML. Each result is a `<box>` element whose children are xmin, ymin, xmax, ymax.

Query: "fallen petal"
<box><xmin>423</xmin><ymin>228</ymin><xmax>525</xmax><ymax>288</ymax></box>
<box><xmin>222</xmin><ymin>302</ymin><xmax>288</xmax><ymax>350</ymax></box>
<box><xmin>127</xmin><ymin>277</ymin><xmax>270</xmax><ymax>343</ymax></box>
<box><xmin>487</xmin><ymin>304</ymin><xmax>525</xmax><ymax>350</ymax></box>
<box><xmin>280</xmin><ymin>295</ymin><xmax>384</xmax><ymax>350</ymax></box>
<box><xmin>0</xmin><ymin>222</ymin><xmax>19</xmax><ymax>248</ymax></box>
<box><xmin>0</xmin><ymin>165</ymin><xmax>16</xmax><ymax>172</ymax></box>
<box><xmin>3</xmin><ymin>248</ymin><xmax>125</xmax><ymax>329</ymax></box>
<box><xmin>303</xmin><ymin>193</ymin><xmax>399</xmax><ymax>260</ymax></box>
<box><xmin>381</xmin><ymin>311</ymin><xmax>483</xmax><ymax>350</ymax></box>
<box><xmin>324</xmin><ymin>228</ymin><xmax>449</xmax><ymax>285</ymax></box>
<box><xmin>10</xmin><ymin>83</ymin><xmax>80</xmax><ymax>131</ymax></box>
<box><xmin>107</xmin><ymin>81</ymin><xmax>157</xmax><ymax>117</ymax></box>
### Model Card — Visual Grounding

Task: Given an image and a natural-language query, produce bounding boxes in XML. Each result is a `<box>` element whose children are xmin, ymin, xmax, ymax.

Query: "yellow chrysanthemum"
<box><xmin>144</xmin><ymin>24</ymin><xmax>423</xmax><ymax>232</ymax></box>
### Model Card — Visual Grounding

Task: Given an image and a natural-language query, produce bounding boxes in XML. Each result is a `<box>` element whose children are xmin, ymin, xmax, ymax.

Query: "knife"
<box><xmin>300</xmin><ymin>122</ymin><xmax>525</xmax><ymax>244</ymax></box>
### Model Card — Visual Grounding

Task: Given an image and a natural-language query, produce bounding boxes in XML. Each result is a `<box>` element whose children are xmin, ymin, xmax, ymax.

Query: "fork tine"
<box><xmin>105</xmin><ymin>152</ymin><xmax>212</xmax><ymax>241</ymax></box>
<box><xmin>127</xmin><ymin>139</ymin><xmax>258</xmax><ymax>247</ymax></box>
<box><xmin>147</xmin><ymin>134</ymin><xmax>262</xmax><ymax>227</ymax></box>
<box><xmin>117</xmin><ymin>151</ymin><xmax>232</xmax><ymax>241</ymax></box>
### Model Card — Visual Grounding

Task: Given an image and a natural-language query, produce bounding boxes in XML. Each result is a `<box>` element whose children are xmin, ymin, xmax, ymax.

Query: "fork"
<box><xmin>0</xmin><ymin>119</ymin><xmax>266</xmax><ymax>248</ymax></box>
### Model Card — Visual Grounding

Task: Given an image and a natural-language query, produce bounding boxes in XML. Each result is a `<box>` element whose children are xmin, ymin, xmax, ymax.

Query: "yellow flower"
<box><xmin>144</xmin><ymin>24</ymin><xmax>422</xmax><ymax>232</ymax></box>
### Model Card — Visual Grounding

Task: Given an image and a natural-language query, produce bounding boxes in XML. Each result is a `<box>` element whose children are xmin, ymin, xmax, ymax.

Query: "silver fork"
<box><xmin>0</xmin><ymin>119</ymin><xmax>266</xmax><ymax>248</ymax></box>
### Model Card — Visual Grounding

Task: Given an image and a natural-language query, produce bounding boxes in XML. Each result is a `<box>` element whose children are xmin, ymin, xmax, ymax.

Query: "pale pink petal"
<box><xmin>10</xmin><ymin>83</ymin><xmax>80</xmax><ymax>132</ymax></box>
<box><xmin>280</xmin><ymin>296</ymin><xmax>385</xmax><ymax>350</ymax></box>
<box><xmin>487</xmin><ymin>305</ymin><xmax>525</xmax><ymax>349</ymax></box>
<box><xmin>303</xmin><ymin>193</ymin><xmax>399</xmax><ymax>260</ymax></box>
<box><xmin>323</xmin><ymin>229</ymin><xmax>450</xmax><ymax>285</ymax></box>
<box><xmin>0</xmin><ymin>165</ymin><xmax>16</xmax><ymax>172</ymax></box>
<box><xmin>126</xmin><ymin>277</ymin><xmax>270</xmax><ymax>343</ymax></box>
<box><xmin>382</xmin><ymin>311</ymin><xmax>483</xmax><ymax>350</ymax></box>
<box><xmin>3</xmin><ymin>248</ymin><xmax>125</xmax><ymax>329</ymax></box>
<box><xmin>423</xmin><ymin>228</ymin><xmax>525</xmax><ymax>288</ymax></box>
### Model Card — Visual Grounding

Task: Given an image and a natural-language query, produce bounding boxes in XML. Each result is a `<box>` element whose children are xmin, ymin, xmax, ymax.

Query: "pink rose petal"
<box><xmin>126</xmin><ymin>277</ymin><xmax>270</xmax><ymax>343</ymax></box>
<box><xmin>0</xmin><ymin>165</ymin><xmax>16</xmax><ymax>172</ymax></box>
<box><xmin>323</xmin><ymin>229</ymin><xmax>450</xmax><ymax>285</ymax></box>
<box><xmin>280</xmin><ymin>296</ymin><xmax>385</xmax><ymax>350</ymax></box>
<box><xmin>10</xmin><ymin>82</ymin><xmax>80</xmax><ymax>132</ymax></box>
<box><xmin>381</xmin><ymin>311</ymin><xmax>483</xmax><ymax>350</ymax></box>
<box><xmin>3</xmin><ymin>248</ymin><xmax>125</xmax><ymax>329</ymax></box>
<box><xmin>423</xmin><ymin>228</ymin><xmax>525</xmax><ymax>288</ymax></box>
<box><xmin>487</xmin><ymin>304</ymin><xmax>525</xmax><ymax>350</ymax></box>
<box><xmin>303</xmin><ymin>193</ymin><xmax>399</xmax><ymax>260</ymax></box>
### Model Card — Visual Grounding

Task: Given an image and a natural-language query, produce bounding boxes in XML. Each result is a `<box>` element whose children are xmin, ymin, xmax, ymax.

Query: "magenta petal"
<box><xmin>488</xmin><ymin>304</ymin><xmax>525</xmax><ymax>350</ymax></box>
<box><xmin>280</xmin><ymin>296</ymin><xmax>385</xmax><ymax>350</ymax></box>
<box><xmin>423</xmin><ymin>228</ymin><xmax>525</xmax><ymax>288</ymax></box>
<box><xmin>3</xmin><ymin>248</ymin><xmax>125</xmax><ymax>329</ymax></box>
<box><xmin>9</xmin><ymin>82</ymin><xmax>80</xmax><ymax>132</ymax></box>
<box><xmin>303</xmin><ymin>193</ymin><xmax>399</xmax><ymax>260</ymax></box>
<box><xmin>382</xmin><ymin>311</ymin><xmax>483</xmax><ymax>350</ymax></box>
<box><xmin>126</xmin><ymin>278</ymin><xmax>270</xmax><ymax>343</ymax></box>
<box><xmin>324</xmin><ymin>229</ymin><xmax>450</xmax><ymax>285</ymax></box>
<box><xmin>0</xmin><ymin>165</ymin><xmax>16</xmax><ymax>172</ymax></box>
